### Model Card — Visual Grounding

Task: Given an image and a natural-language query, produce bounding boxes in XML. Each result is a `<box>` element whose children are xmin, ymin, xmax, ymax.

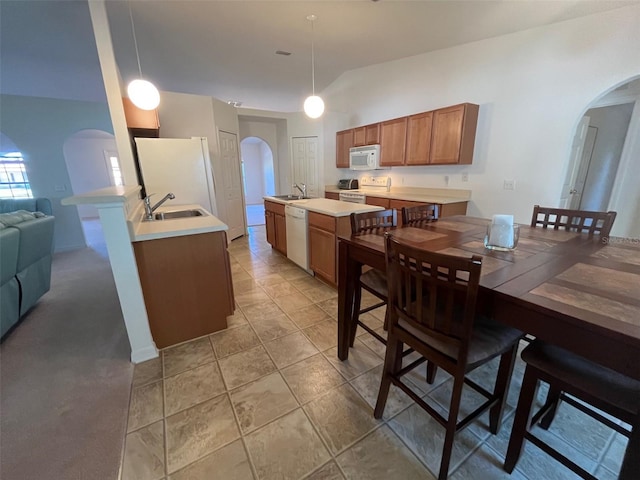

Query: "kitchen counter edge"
<box><xmin>130</xmin><ymin>204</ymin><xmax>228</xmax><ymax>242</ymax></box>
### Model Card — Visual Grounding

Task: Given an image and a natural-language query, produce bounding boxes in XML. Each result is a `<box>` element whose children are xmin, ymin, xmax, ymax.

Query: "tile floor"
<box><xmin>123</xmin><ymin>225</ymin><xmax>628</xmax><ymax>480</ymax></box>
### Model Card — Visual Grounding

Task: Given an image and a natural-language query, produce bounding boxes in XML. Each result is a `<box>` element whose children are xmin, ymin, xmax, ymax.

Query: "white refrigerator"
<box><xmin>135</xmin><ymin>137</ymin><xmax>218</xmax><ymax>215</ymax></box>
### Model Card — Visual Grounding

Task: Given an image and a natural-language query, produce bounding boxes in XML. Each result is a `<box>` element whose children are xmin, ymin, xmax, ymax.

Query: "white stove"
<box><xmin>338</xmin><ymin>176</ymin><xmax>391</xmax><ymax>204</ymax></box>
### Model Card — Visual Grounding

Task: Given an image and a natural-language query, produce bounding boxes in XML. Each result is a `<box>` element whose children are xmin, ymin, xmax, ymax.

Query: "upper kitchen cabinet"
<box><xmin>429</xmin><ymin>103</ymin><xmax>479</xmax><ymax>165</ymax></box>
<box><xmin>122</xmin><ymin>97</ymin><xmax>160</xmax><ymax>137</ymax></box>
<box><xmin>405</xmin><ymin>112</ymin><xmax>433</xmax><ymax>166</ymax></box>
<box><xmin>353</xmin><ymin>123</ymin><xmax>380</xmax><ymax>147</ymax></box>
<box><xmin>379</xmin><ymin>117</ymin><xmax>408</xmax><ymax>167</ymax></box>
<box><xmin>336</xmin><ymin>129</ymin><xmax>354</xmax><ymax>168</ymax></box>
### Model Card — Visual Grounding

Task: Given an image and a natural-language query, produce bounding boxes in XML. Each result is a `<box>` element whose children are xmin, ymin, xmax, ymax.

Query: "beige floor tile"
<box><xmin>294</xmin><ymin>276</ymin><xmax>327</xmax><ymax>292</ymax></box>
<box><xmin>273</xmin><ymin>291</ymin><xmax>315</xmax><ymax>313</ymax></box>
<box><xmin>235</xmin><ymin>287</ymin><xmax>271</xmax><ymax>307</ymax></box>
<box><xmin>218</xmin><ymin>345</ymin><xmax>277</xmax><ymax>390</ymax></box>
<box><xmin>305</xmin><ymin>461</ymin><xmax>346</xmax><ymax>479</ymax></box>
<box><xmin>128</xmin><ymin>380</ymin><xmax>163</xmax><ymax>433</ymax></box>
<box><xmin>165</xmin><ymin>362</ymin><xmax>226</xmax><ymax>416</ymax></box>
<box><xmin>122</xmin><ymin>420</ymin><xmax>165</xmax><ymax>480</ymax></box>
<box><xmin>354</xmin><ymin>313</ymin><xmax>384</xmax><ymax>336</ymax></box>
<box><xmin>244</xmin><ymin>409</ymin><xmax>330</xmax><ymax>480</ymax></box>
<box><xmin>132</xmin><ymin>357</ymin><xmax>163</xmax><ymax>388</ymax></box>
<box><xmin>356</xmin><ymin>330</ymin><xmax>387</xmax><ymax>359</ymax></box>
<box><xmin>302</xmin><ymin>284</ymin><xmax>338</xmax><ymax>303</ymax></box>
<box><xmin>350</xmin><ymin>365</ymin><xmax>414</xmax><ymax>420</ymax></box>
<box><xmin>324</xmin><ymin>341</ymin><xmax>382</xmax><ymax>381</ymax></box>
<box><xmin>336</xmin><ymin>426</ymin><xmax>433</xmax><ymax>480</ymax></box>
<box><xmin>241</xmin><ymin>300</ymin><xmax>284</xmax><ymax>322</ymax></box>
<box><xmin>209</xmin><ymin>324</ymin><xmax>260</xmax><ymax>358</ymax></box>
<box><xmin>304</xmin><ymin>383</ymin><xmax>380</xmax><ymax>454</ymax></box>
<box><xmin>163</xmin><ymin>337</ymin><xmax>216</xmax><ymax>377</ymax></box>
<box><xmin>166</xmin><ymin>394</ymin><xmax>240</xmax><ymax>473</ymax></box>
<box><xmin>450</xmin><ymin>444</ymin><xmax>528</xmax><ymax>480</ymax></box>
<box><xmin>168</xmin><ymin>439</ymin><xmax>253</xmax><ymax>480</ymax></box>
<box><xmin>232</xmin><ymin>271</ymin><xmax>252</xmax><ymax>285</ymax></box>
<box><xmin>226</xmin><ymin>309</ymin><xmax>248</xmax><ymax>329</ymax></box>
<box><xmin>255</xmin><ymin>273</ymin><xmax>289</xmax><ymax>287</ymax></box>
<box><xmin>262</xmin><ymin>280</ymin><xmax>300</xmax><ymax>299</ymax></box>
<box><xmin>264</xmin><ymin>331</ymin><xmax>319</xmax><ymax>368</ymax></box>
<box><xmin>389</xmin><ymin>402</ymin><xmax>483</xmax><ymax>476</ymax></box>
<box><xmin>250</xmin><ymin>313</ymin><xmax>299</xmax><ymax>342</ymax></box>
<box><xmin>287</xmin><ymin>304</ymin><xmax>333</xmax><ymax>328</ymax></box>
<box><xmin>279</xmin><ymin>266</ymin><xmax>315</xmax><ymax>281</ymax></box>
<box><xmin>230</xmin><ymin>371</ymin><xmax>299</xmax><ymax>433</ymax></box>
<box><xmin>316</xmin><ymin>298</ymin><xmax>339</xmax><ymax>319</ymax></box>
<box><xmin>233</xmin><ymin>278</ymin><xmax>260</xmax><ymax>293</ymax></box>
<box><xmin>281</xmin><ymin>354</ymin><xmax>345</xmax><ymax>404</ymax></box>
<box><xmin>302</xmin><ymin>320</ymin><xmax>338</xmax><ymax>351</ymax></box>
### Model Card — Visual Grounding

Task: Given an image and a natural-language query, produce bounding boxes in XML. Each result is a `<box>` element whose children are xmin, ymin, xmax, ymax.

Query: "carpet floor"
<box><xmin>0</xmin><ymin>247</ymin><xmax>132</xmax><ymax>480</ymax></box>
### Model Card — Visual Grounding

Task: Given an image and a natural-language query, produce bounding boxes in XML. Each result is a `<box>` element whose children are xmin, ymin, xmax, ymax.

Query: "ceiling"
<box><xmin>1</xmin><ymin>0</ymin><xmax>638</xmax><ymax>112</ymax></box>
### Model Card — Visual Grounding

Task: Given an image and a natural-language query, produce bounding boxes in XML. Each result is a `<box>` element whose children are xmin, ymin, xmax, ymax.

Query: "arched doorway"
<box><xmin>563</xmin><ymin>77</ymin><xmax>640</xmax><ymax>238</ymax></box>
<box><xmin>240</xmin><ymin>136</ymin><xmax>275</xmax><ymax>226</ymax></box>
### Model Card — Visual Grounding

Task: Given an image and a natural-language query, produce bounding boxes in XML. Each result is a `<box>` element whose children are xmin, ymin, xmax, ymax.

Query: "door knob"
<box><xmin>569</xmin><ymin>189</ymin><xmax>578</xmax><ymax>194</ymax></box>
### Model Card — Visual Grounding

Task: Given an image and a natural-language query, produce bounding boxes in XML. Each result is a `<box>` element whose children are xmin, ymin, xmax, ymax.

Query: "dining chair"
<box><xmin>375</xmin><ymin>234</ymin><xmax>523</xmax><ymax>480</ymax></box>
<box><xmin>530</xmin><ymin>205</ymin><xmax>617</xmax><ymax>240</ymax></box>
<box><xmin>348</xmin><ymin>209</ymin><xmax>397</xmax><ymax>347</ymax></box>
<box><xmin>504</xmin><ymin>340</ymin><xmax>639</xmax><ymax>479</ymax></box>
<box><xmin>401</xmin><ymin>204</ymin><xmax>439</xmax><ymax>227</ymax></box>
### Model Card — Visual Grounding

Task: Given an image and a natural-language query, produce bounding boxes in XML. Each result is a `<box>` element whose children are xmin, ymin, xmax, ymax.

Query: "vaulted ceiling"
<box><xmin>1</xmin><ymin>0</ymin><xmax>637</xmax><ymax>112</ymax></box>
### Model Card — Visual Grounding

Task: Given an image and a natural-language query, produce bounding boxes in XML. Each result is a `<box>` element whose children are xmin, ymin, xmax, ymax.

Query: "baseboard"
<box><xmin>130</xmin><ymin>344</ymin><xmax>159</xmax><ymax>364</ymax></box>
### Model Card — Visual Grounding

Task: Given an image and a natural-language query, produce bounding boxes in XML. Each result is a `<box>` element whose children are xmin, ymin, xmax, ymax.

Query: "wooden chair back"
<box><xmin>530</xmin><ymin>205</ymin><xmax>616</xmax><ymax>239</ymax></box>
<box><xmin>351</xmin><ymin>209</ymin><xmax>397</xmax><ymax>235</ymax></box>
<box><xmin>384</xmin><ymin>233</ymin><xmax>482</xmax><ymax>366</ymax></box>
<box><xmin>401</xmin><ymin>204</ymin><xmax>439</xmax><ymax>226</ymax></box>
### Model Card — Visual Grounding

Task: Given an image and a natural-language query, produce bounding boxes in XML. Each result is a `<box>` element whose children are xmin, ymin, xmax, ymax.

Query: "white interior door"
<box><xmin>219</xmin><ymin>131</ymin><xmax>246</xmax><ymax>240</ymax></box>
<box><xmin>291</xmin><ymin>136</ymin><xmax>318</xmax><ymax>197</ymax></box>
<box><xmin>560</xmin><ymin>116</ymin><xmax>590</xmax><ymax>208</ymax></box>
<box><xmin>570</xmin><ymin>125</ymin><xmax>598</xmax><ymax>209</ymax></box>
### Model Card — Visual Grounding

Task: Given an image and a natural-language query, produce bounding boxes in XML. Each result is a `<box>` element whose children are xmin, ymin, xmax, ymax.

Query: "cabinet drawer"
<box><xmin>309</xmin><ymin>211</ymin><xmax>336</xmax><ymax>232</ymax></box>
<box><xmin>366</xmin><ymin>196</ymin><xmax>390</xmax><ymax>209</ymax></box>
<box><xmin>325</xmin><ymin>192</ymin><xmax>340</xmax><ymax>200</ymax></box>
<box><xmin>264</xmin><ymin>200</ymin><xmax>285</xmax><ymax>216</ymax></box>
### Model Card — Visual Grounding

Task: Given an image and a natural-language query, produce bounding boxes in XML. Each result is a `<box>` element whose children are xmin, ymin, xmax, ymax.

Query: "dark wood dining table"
<box><xmin>336</xmin><ymin>216</ymin><xmax>640</xmax><ymax>478</ymax></box>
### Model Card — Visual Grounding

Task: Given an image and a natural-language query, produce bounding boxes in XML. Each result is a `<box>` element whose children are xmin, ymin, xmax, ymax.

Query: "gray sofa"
<box><xmin>0</xmin><ymin>198</ymin><xmax>55</xmax><ymax>339</ymax></box>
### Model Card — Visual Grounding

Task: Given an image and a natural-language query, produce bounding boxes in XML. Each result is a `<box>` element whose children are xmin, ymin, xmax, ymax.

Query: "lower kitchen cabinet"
<box><xmin>264</xmin><ymin>200</ymin><xmax>287</xmax><ymax>255</ymax></box>
<box><xmin>308</xmin><ymin>211</ymin><xmax>351</xmax><ymax>286</ymax></box>
<box><xmin>133</xmin><ymin>231</ymin><xmax>234</xmax><ymax>349</ymax></box>
<box><xmin>387</xmin><ymin>198</ymin><xmax>469</xmax><ymax>226</ymax></box>
<box><xmin>325</xmin><ymin>191</ymin><xmax>340</xmax><ymax>200</ymax></box>
<box><xmin>365</xmin><ymin>196</ymin><xmax>391</xmax><ymax>208</ymax></box>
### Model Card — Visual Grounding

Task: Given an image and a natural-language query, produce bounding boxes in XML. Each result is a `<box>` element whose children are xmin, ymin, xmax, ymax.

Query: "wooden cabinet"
<box><xmin>133</xmin><ymin>231</ymin><xmax>234</xmax><ymax>348</ymax></box>
<box><xmin>430</xmin><ymin>103</ymin><xmax>479</xmax><ymax>165</ymax></box>
<box><xmin>405</xmin><ymin>112</ymin><xmax>433</xmax><ymax>165</ymax></box>
<box><xmin>123</xmin><ymin>97</ymin><xmax>160</xmax><ymax>137</ymax></box>
<box><xmin>325</xmin><ymin>191</ymin><xmax>340</xmax><ymax>200</ymax></box>
<box><xmin>308</xmin><ymin>211</ymin><xmax>351</xmax><ymax>286</ymax></box>
<box><xmin>388</xmin><ymin>199</ymin><xmax>468</xmax><ymax>225</ymax></box>
<box><xmin>336</xmin><ymin>129</ymin><xmax>354</xmax><ymax>168</ymax></box>
<box><xmin>353</xmin><ymin>123</ymin><xmax>380</xmax><ymax>147</ymax></box>
<box><xmin>389</xmin><ymin>199</ymin><xmax>425</xmax><ymax>227</ymax></box>
<box><xmin>379</xmin><ymin>117</ymin><xmax>408</xmax><ymax>166</ymax></box>
<box><xmin>365</xmin><ymin>196</ymin><xmax>390</xmax><ymax>209</ymax></box>
<box><xmin>264</xmin><ymin>200</ymin><xmax>286</xmax><ymax>255</ymax></box>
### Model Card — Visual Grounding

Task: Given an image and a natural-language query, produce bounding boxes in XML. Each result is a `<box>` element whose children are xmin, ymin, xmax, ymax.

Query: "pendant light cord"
<box><xmin>129</xmin><ymin>2</ymin><xmax>143</xmax><ymax>78</ymax></box>
<box><xmin>310</xmin><ymin>17</ymin><xmax>316</xmax><ymax>96</ymax></box>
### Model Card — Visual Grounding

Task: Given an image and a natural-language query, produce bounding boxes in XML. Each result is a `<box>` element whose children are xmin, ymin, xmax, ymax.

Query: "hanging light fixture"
<box><xmin>126</xmin><ymin>2</ymin><xmax>160</xmax><ymax>110</ymax></box>
<box><xmin>303</xmin><ymin>14</ymin><xmax>324</xmax><ymax>119</ymax></box>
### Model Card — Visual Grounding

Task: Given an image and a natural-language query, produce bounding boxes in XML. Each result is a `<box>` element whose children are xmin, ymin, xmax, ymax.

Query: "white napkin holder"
<box><xmin>484</xmin><ymin>214</ymin><xmax>519</xmax><ymax>251</ymax></box>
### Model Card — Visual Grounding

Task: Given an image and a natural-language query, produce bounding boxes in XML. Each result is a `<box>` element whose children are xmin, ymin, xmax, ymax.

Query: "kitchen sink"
<box><xmin>152</xmin><ymin>209</ymin><xmax>204</xmax><ymax>220</ymax></box>
<box><xmin>270</xmin><ymin>194</ymin><xmax>312</xmax><ymax>200</ymax></box>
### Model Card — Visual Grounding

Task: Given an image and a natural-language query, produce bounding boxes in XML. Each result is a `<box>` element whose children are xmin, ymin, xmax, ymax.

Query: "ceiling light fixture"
<box><xmin>126</xmin><ymin>2</ymin><xmax>160</xmax><ymax>110</ymax></box>
<box><xmin>303</xmin><ymin>14</ymin><xmax>324</xmax><ymax>119</ymax></box>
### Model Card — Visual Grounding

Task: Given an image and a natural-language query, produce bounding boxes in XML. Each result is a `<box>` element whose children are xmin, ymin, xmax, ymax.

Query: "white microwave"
<box><xmin>349</xmin><ymin>145</ymin><xmax>381</xmax><ymax>170</ymax></box>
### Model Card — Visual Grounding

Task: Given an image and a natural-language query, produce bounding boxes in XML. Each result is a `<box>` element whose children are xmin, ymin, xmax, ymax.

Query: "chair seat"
<box><xmin>522</xmin><ymin>341</ymin><xmax>640</xmax><ymax>415</ymax></box>
<box><xmin>399</xmin><ymin>315</ymin><xmax>523</xmax><ymax>370</ymax></box>
<box><xmin>360</xmin><ymin>268</ymin><xmax>388</xmax><ymax>299</ymax></box>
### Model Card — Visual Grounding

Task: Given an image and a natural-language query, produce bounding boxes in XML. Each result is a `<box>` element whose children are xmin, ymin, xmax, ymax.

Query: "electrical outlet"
<box><xmin>54</xmin><ymin>185</ymin><xmax>66</xmax><ymax>192</ymax></box>
<box><xmin>461</xmin><ymin>173</ymin><xmax>469</xmax><ymax>182</ymax></box>
<box><xmin>503</xmin><ymin>179</ymin><xmax>515</xmax><ymax>190</ymax></box>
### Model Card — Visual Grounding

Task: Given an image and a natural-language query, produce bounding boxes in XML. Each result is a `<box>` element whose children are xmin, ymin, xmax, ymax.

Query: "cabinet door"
<box><xmin>275</xmin><ymin>213</ymin><xmax>287</xmax><ymax>254</ymax></box>
<box><xmin>325</xmin><ymin>191</ymin><xmax>340</xmax><ymax>200</ymax></box>
<box><xmin>379</xmin><ymin>117</ymin><xmax>408</xmax><ymax>166</ymax></box>
<box><xmin>365</xmin><ymin>123</ymin><xmax>380</xmax><ymax>145</ymax></box>
<box><xmin>265</xmin><ymin>211</ymin><xmax>276</xmax><ymax>246</ymax></box>
<box><xmin>405</xmin><ymin>112</ymin><xmax>433</xmax><ymax>165</ymax></box>
<box><xmin>336</xmin><ymin>129</ymin><xmax>354</xmax><ymax>168</ymax></box>
<box><xmin>353</xmin><ymin>127</ymin><xmax>366</xmax><ymax>147</ymax></box>
<box><xmin>309</xmin><ymin>226</ymin><xmax>336</xmax><ymax>284</ymax></box>
<box><xmin>366</xmin><ymin>196</ymin><xmax>390</xmax><ymax>209</ymax></box>
<box><xmin>430</xmin><ymin>103</ymin><xmax>479</xmax><ymax>165</ymax></box>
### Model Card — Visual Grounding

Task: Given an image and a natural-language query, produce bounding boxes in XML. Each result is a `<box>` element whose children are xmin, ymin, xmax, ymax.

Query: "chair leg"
<box><xmin>438</xmin><ymin>374</ymin><xmax>465</xmax><ymax>480</ymax></box>
<box><xmin>426</xmin><ymin>361</ymin><xmax>437</xmax><ymax>384</ymax></box>
<box><xmin>383</xmin><ymin>305</ymin><xmax>389</xmax><ymax>331</ymax></box>
<box><xmin>539</xmin><ymin>385</ymin><xmax>562</xmax><ymax>430</ymax></box>
<box><xmin>504</xmin><ymin>367</ymin><xmax>539</xmax><ymax>473</ymax></box>
<box><xmin>489</xmin><ymin>345</ymin><xmax>518</xmax><ymax>434</ymax></box>
<box><xmin>374</xmin><ymin>336</ymin><xmax>402</xmax><ymax>419</ymax></box>
<box><xmin>349</xmin><ymin>284</ymin><xmax>363</xmax><ymax>347</ymax></box>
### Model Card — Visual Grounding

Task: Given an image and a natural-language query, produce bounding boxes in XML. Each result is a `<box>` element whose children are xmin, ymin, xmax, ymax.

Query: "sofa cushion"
<box><xmin>0</xmin><ymin>210</ymin><xmax>41</xmax><ymax>227</ymax></box>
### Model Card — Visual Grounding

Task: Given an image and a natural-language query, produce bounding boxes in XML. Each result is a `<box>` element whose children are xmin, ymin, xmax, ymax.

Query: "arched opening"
<box><xmin>564</xmin><ymin>77</ymin><xmax>640</xmax><ymax>238</ymax></box>
<box><xmin>240</xmin><ymin>136</ymin><xmax>275</xmax><ymax>226</ymax></box>
<box><xmin>63</xmin><ymin>129</ymin><xmax>119</xmax><ymax>257</ymax></box>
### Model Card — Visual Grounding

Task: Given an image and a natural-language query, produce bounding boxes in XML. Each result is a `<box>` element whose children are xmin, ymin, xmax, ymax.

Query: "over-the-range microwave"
<box><xmin>349</xmin><ymin>145</ymin><xmax>381</xmax><ymax>170</ymax></box>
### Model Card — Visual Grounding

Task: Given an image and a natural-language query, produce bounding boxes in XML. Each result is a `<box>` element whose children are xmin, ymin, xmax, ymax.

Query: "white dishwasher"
<box><xmin>285</xmin><ymin>205</ymin><xmax>309</xmax><ymax>271</ymax></box>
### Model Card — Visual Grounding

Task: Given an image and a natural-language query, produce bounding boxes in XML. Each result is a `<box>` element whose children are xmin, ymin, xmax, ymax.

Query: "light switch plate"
<box><xmin>503</xmin><ymin>179</ymin><xmax>515</xmax><ymax>190</ymax></box>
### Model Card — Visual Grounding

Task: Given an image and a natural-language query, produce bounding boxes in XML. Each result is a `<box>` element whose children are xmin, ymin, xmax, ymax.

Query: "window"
<box><xmin>0</xmin><ymin>152</ymin><xmax>32</xmax><ymax>198</ymax></box>
<box><xmin>104</xmin><ymin>151</ymin><xmax>123</xmax><ymax>187</ymax></box>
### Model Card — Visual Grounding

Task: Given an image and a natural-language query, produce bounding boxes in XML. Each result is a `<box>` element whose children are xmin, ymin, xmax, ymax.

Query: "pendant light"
<box><xmin>303</xmin><ymin>14</ymin><xmax>324</xmax><ymax>119</ymax></box>
<box><xmin>126</xmin><ymin>2</ymin><xmax>160</xmax><ymax>110</ymax></box>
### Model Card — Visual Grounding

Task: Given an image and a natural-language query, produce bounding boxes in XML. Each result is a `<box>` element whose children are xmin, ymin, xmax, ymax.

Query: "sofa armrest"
<box><xmin>11</xmin><ymin>217</ymin><xmax>55</xmax><ymax>271</ymax></box>
<box><xmin>0</xmin><ymin>228</ymin><xmax>20</xmax><ymax>284</ymax></box>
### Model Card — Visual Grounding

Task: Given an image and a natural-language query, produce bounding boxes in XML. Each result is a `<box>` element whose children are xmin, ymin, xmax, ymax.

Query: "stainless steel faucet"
<box><xmin>144</xmin><ymin>193</ymin><xmax>175</xmax><ymax>220</ymax></box>
<box><xmin>293</xmin><ymin>183</ymin><xmax>307</xmax><ymax>198</ymax></box>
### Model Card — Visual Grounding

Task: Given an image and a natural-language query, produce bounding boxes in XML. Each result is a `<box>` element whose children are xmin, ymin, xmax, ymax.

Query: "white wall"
<box><xmin>322</xmin><ymin>5</ymin><xmax>640</xmax><ymax>227</ymax></box>
<box><xmin>241</xmin><ymin>142</ymin><xmax>266</xmax><ymax>204</ymax></box>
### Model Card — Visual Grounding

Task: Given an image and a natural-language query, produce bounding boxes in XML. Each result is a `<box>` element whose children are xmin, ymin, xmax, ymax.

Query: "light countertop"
<box><xmin>324</xmin><ymin>186</ymin><xmax>471</xmax><ymax>205</ymax></box>
<box><xmin>130</xmin><ymin>204</ymin><xmax>228</xmax><ymax>242</ymax></box>
<box><xmin>264</xmin><ymin>197</ymin><xmax>384</xmax><ymax>217</ymax></box>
